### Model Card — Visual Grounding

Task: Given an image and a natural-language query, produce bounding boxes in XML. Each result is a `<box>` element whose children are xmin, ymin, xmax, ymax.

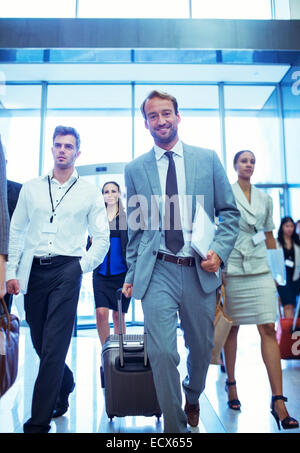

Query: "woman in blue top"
<box><xmin>92</xmin><ymin>181</ymin><xmax>130</xmax><ymax>345</ymax></box>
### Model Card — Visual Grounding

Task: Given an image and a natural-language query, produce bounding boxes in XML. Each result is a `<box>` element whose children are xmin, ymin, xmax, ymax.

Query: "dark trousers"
<box><xmin>23</xmin><ymin>256</ymin><xmax>82</xmax><ymax>433</ymax></box>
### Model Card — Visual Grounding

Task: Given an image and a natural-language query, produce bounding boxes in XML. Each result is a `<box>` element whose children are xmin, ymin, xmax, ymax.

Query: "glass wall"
<box><xmin>44</xmin><ymin>84</ymin><xmax>132</xmax><ymax>172</ymax></box>
<box><xmin>0</xmin><ymin>0</ymin><xmax>76</xmax><ymax>18</ymax></box>
<box><xmin>280</xmin><ymin>66</ymin><xmax>300</xmax><ymax>221</ymax></box>
<box><xmin>224</xmin><ymin>85</ymin><xmax>282</xmax><ymax>184</ymax></box>
<box><xmin>78</xmin><ymin>0</ymin><xmax>189</xmax><ymax>18</ymax></box>
<box><xmin>0</xmin><ymin>84</ymin><xmax>41</xmax><ymax>182</ymax></box>
<box><xmin>0</xmin><ymin>0</ymin><xmax>287</xmax><ymax>19</ymax></box>
<box><xmin>192</xmin><ymin>0</ymin><xmax>272</xmax><ymax>19</ymax></box>
<box><xmin>290</xmin><ymin>188</ymin><xmax>300</xmax><ymax>223</ymax></box>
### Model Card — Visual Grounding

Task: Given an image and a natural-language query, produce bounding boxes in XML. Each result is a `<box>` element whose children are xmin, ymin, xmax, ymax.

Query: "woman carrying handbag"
<box><xmin>222</xmin><ymin>150</ymin><xmax>298</xmax><ymax>431</ymax></box>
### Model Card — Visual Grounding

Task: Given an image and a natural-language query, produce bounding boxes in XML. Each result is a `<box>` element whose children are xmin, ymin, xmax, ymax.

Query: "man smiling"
<box><xmin>123</xmin><ymin>91</ymin><xmax>239</xmax><ymax>432</ymax></box>
<box><xmin>7</xmin><ymin>125</ymin><xmax>109</xmax><ymax>433</ymax></box>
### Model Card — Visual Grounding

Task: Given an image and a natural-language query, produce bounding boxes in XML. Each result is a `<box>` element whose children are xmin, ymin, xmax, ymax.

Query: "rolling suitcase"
<box><xmin>101</xmin><ymin>289</ymin><xmax>161</xmax><ymax>420</ymax></box>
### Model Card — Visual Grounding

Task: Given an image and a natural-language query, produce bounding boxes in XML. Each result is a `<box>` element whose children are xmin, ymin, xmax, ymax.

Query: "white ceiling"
<box><xmin>0</xmin><ymin>62</ymin><xmax>290</xmax><ymax>83</ymax></box>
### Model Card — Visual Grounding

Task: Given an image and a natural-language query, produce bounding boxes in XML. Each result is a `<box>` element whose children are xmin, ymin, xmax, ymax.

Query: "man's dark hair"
<box><xmin>53</xmin><ymin>125</ymin><xmax>81</xmax><ymax>150</ymax></box>
<box><xmin>140</xmin><ymin>90</ymin><xmax>179</xmax><ymax>120</ymax></box>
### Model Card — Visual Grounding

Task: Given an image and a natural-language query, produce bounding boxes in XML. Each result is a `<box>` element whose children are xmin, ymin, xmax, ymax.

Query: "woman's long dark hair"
<box><xmin>277</xmin><ymin>216</ymin><xmax>300</xmax><ymax>247</ymax></box>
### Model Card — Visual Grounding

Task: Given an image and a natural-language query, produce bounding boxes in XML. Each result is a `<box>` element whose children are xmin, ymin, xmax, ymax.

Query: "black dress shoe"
<box><xmin>23</xmin><ymin>418</ymin><xmax>50</xmax><ymax>433</ymax></box>
<box><xmin>184</xmin><ymin>399</ymin><xmax>200</xmax><ymax>427</ymax></box>
<box><xmin>52</xmin><ymin>382</ymin><xmax>75</xmax><ymax>418</ymax></box>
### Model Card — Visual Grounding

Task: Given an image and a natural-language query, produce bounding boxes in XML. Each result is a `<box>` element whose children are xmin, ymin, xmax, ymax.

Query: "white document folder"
<box><xmin>266</xmin><ymin>248</ymin><xmax>286</xmax><ymax>286</ymax></box>
<box><xmin>191</xmin><ymin>202</ymin><xmax>217</xmax><ymax>259</ymax></box>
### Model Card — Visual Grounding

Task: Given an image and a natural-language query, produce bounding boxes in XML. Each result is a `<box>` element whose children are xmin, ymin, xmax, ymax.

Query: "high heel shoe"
<box><xmin>225</xmin><ymin>380</ymin><xmax>241</xmax><ymax>411</ymax></box>
<box><xmin>270</xmin><ymin>395</ymin><xmax>299</xmax><ymax>430</ymax></box>
<box><xmin>220</xmin><ymin>352</ymin><xmax>226</xmax><ymax>373</ymax></box>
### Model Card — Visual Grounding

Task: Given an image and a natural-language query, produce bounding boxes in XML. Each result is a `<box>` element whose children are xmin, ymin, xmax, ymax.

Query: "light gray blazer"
<box><xmin>226</xmin><ymin>182</ymin><xmax>275</xmax><ymax>276</ymax></box>
<box><xmin>124</xmin><ymin>143</ymin><xmax>240</xmax><ymax>299</ymax></box>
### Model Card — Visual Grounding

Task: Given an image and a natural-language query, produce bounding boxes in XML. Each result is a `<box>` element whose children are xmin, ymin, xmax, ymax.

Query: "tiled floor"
<box><xmin>1</xmin><ymin>323</ymin><xmax>299</xmax><ymax>434</ymax></box>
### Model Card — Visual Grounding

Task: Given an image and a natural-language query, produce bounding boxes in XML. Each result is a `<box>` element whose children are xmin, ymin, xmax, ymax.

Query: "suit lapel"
<box><xmin>143</xmin><ymin>148</ymin><xmax>162</xmax><ymax>196</ymax></box>
<box><xmin>183</xmin><ymin>144</ymin><xmax>197</xmax><ymax>219</ymax></box>
<box><xmin>232</xmin><ymin>182</ymin><xmax>257</xmax><ymax>226</ymax></box>
<box><xmin>183</xmin><ymin>145</ymin><xmax>196</xmax><ymax>195</ymax></box>
<box><xmin>143</xmin><ymin>148</ymin><xmax>163</xmax><ymax>220</ymax></box>
<box><xmin>250</xmin><ymin>184</ymin><xmax>261</xmax><ymax>214</ymax></box>
<box><xmin>233</xmin><ymin>182</ymin><xmax>256</xmax><ymax>216</ymax></box>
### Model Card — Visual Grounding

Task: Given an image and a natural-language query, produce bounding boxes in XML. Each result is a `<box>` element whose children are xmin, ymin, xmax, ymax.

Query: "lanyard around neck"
<box><xmin>48</xmin><ymin>175</ymin><xmax>79</xmax><ymax>223</ymax></box>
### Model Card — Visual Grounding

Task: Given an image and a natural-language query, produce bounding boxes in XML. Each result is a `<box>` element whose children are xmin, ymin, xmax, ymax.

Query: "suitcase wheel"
<box><xmin>100</xmin><ymin>366</ymin><xmax>105</xmax><ymax>388</ymax></box>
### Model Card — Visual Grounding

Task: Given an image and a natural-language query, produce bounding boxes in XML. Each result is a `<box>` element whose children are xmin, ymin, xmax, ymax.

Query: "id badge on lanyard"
<box><xmin>47</xmin><ymin>175</ymin><xmax>78</xmax><ymax>229</ymax></box>
<box><xmin>285</xmin><ymin>259</ymin><xmax>294</xmax><ymax>268</ymax></box>
<box><xmin>252</xmin><ymin>230</ymin><xmax>265</xmax><ymax>245</ymax></box>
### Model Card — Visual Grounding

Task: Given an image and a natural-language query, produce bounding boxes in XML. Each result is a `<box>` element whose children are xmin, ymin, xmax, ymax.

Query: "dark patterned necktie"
<box><xmin>164</xmin><ymin>151</ymin><xmax>184</xmax><ymax>255</ymax></box>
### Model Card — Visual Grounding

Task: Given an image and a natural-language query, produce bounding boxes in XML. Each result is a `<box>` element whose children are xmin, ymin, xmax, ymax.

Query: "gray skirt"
<box><xmin>224</xmin><ymin>271</ymin><xmax>277</xmax><ymax>326</ymax></box>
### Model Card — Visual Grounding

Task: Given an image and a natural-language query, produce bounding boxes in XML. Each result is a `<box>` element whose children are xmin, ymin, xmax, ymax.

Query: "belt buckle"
<box><xmin>176</xmin><ymin>257</ymin><xmax>184</xmax><ymax>265</ymax></box>
<box><xmin>40</xmin><ymin>257</ymin><xmax>52</xmax><ymax>265</ymax></box>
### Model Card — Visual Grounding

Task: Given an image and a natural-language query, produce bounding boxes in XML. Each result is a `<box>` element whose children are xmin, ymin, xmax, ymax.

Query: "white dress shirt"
<box><xmin>7</xmin><ymin>169</ymin><xmax>110</xmax><ymax>293</ymax></box>
<box><xmin>154</xmin><ymin>140</ymin><xmax>194</xmax><ymax>257</ymax></box>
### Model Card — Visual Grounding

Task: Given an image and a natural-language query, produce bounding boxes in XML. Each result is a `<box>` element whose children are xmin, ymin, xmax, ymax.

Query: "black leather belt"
<box><xmin>157</xmin><ymin>252</ymin><xmax>195</xmax><ymax>267</ymax></box>
<box><xmin>33</xmin><ymin>255</ymin><xmax>80</xmax><ymax>266</ymax></box>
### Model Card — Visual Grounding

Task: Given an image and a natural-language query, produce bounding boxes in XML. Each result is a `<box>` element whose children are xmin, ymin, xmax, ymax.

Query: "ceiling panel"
<box><xmin>0</xmin><ymin>63</ymin><xmax>290</xmax><ymax>83</ymax></box>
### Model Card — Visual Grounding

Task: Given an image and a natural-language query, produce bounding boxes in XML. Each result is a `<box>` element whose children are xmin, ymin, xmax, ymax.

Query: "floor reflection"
<box><xmin>0</xmin><ymin>325</ymin><xmax>299</xmax><ymax>434</ymax></box>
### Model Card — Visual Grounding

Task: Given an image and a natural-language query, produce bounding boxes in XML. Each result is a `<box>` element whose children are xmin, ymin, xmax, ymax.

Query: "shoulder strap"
<box><xmin>0</xmin><ymin>297</ymin><xmax>11</xmax><ymax>337</ymax></box>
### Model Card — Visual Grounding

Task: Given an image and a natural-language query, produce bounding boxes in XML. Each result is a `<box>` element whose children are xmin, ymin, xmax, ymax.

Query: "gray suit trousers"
<box><xmin>142</xmin><ymin>258</ymin><xmax>216</xmax><ymax>433</ymax></box>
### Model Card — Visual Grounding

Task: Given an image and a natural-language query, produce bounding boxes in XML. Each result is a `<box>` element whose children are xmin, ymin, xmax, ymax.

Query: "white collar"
<box><xmin>43</xmin><ymin>168</ymin><xmax>79</xmax><ymax>185</ymax></box>
<box><xmin>154</xmin><ymin>139</ymin><xmax>183</xmax><ymax>161</ymax></box>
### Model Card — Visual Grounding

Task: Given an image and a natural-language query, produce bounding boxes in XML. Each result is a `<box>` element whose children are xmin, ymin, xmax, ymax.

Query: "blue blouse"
<box><xmin>98</xmin><ymin>216</ymin><xmax>127</xmax><ymax>276</ymax></box>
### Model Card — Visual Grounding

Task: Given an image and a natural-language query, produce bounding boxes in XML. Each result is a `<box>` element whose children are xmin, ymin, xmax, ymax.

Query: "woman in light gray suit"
<box><xmin>122</xmin><ymin>90</ymin><xmax>240</xmax><ymax>433</ymax></box>
<box><xmin>0</xmin><ymin>135</ymin><xmax>10</xmax><ymax>298</ymax></box>
<box><xmin>223</xmin><ymin>150</ymin><xmax>298</xmax><ymax>431</ymax></box>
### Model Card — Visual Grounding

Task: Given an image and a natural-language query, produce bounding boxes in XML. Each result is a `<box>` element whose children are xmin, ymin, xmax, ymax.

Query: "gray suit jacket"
<box><xmin>124</xmin><ymin>143</ymin><xmax>240</xmax><ymax>299</ymax></box>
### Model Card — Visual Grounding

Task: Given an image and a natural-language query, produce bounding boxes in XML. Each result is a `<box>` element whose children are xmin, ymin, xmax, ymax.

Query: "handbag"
<box><xmin>276</xmin><ymin>296</ymin><xmax>300</xmax><ymax>360</ymax></box>
<box><xmin>210</xmin><ymin>285</ymin><xmax>233</xmax><ymax>365</ymax></box>
<box><xmin>0</xmin><ymin>297</ymin><xmax>20</xmax><ymax>397</ymax></box>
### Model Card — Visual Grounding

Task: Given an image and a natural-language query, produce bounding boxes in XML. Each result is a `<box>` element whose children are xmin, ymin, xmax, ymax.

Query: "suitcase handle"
<box><xmin>292</xmin><ymin>295</ymin><xmax>300</xmax><ymax>333</ymax></box>
<box><xmin>116</xmin><ymin>288</ymin><xmax>148</xmax><ymax>368</ymax></box>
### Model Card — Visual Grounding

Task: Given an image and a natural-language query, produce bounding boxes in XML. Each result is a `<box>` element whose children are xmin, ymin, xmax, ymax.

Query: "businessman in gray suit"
<box><xmin>122</xmin><ymin>90</ymin><xmax>239</xmax><ymax>433</ymax></box>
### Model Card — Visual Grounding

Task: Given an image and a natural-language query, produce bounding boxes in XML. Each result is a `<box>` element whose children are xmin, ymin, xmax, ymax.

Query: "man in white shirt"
<box><xmin>6</xmin><ymin>126</ymin><xmax>110</xmax><ymax>433</ymax></box>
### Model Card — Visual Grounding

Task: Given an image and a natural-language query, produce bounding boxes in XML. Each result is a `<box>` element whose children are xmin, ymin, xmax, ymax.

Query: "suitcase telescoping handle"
<box><xmin>292</xmin><ymin>295</ymin><xmax>300</xmax><ymax>332</ymax></box>
<box><xmin>116</xmin><ymin>288</ymin><xmax>148</xmax><ymax>368</ymax></box>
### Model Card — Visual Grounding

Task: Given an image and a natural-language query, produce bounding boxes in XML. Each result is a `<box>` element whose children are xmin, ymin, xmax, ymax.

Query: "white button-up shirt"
<box><xmin>7</xmin><ymin>169</ymin><xmax>110</xmax><ymax>293</ymax></box>
<box><xmin>154</xmin><ymin>140</ymin><xmax>194</xmax><ymax>257</ymax></box>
